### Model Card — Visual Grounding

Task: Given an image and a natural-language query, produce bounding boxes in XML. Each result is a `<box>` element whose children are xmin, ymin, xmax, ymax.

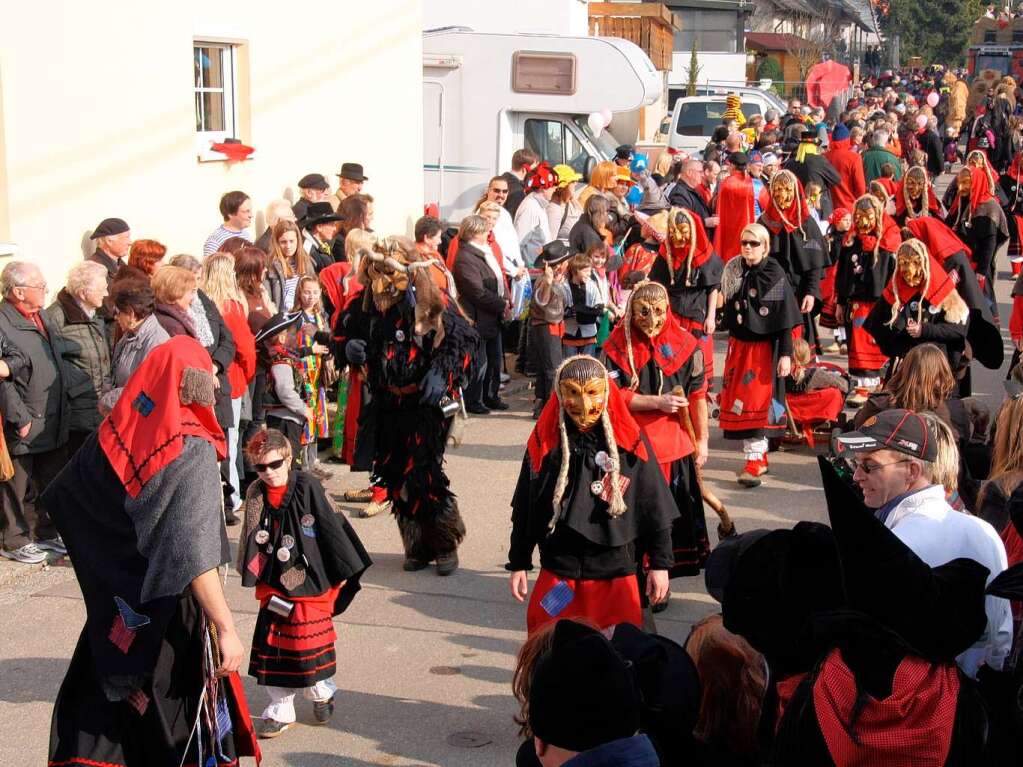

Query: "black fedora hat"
<box><xmin>299</xmin><ymin>201</ymin><xmax>343</xmax><ymax>230</ymax></box>
<box><xmin>337</xmin><ymin>162</ymin><xmax>368</xmax><ymax>182</ymax></box>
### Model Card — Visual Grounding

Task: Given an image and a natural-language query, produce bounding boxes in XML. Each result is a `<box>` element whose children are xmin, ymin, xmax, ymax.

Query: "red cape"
<box><xmin>904</xmin><ymin>218</ymin><xmax>972</xmax><ymax>262</ymax></box>
<box><xmin>893</xmin><ymin>178</ymin><xmax>941</xmax><ymax>219</ymax></box>
<box><xmin>527</xmin><ymin>378</ymin><xmax>646</xmax><ymax>472</ymax></box>
<box><xmin>959</xmin><ymin>165</ymin><xmax>996</xmax><ymax>216</ymax></box>
<box><xmin>714</xmin><ymin>171</ymin><xmax>756</xmax><ymax>261</ymax></box>
<box><xmin>846</xmin><ymin>213</ymin><xmax>902</xmax><ymax>253</ymax></box>
<box><xmin>1008</xmin><ymin>153</ymin><xmax>1023</xmax><ymax>184</ymax></box>
<box><xmin>99</xmin><ymin>336</ymin><xmax>227</xmax><ymax>498</ymax></box>
<box><xmin>603</xmin><ymin>313</ymin><xmax>698</xmax><ymax>381</ymax></box>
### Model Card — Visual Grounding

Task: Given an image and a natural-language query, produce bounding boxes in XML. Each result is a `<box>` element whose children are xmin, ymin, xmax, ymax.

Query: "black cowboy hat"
<box><xmin>299</xmin><ymin>201</ymin><xmax>343</xmax><ymax>230</ymax></box>
<box><xmin>254</xmin><ymin>312</ymin><xmax>303</xmax><ymax>345</ymax></box>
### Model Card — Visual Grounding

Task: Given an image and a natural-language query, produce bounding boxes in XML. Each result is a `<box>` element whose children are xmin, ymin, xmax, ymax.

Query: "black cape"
<box><xmin>720</xmin><ymin>256</ymin><xmax>802</xmax><ymax>338</ymax></box>
<box><xmin>648</xmin><ymin>252</ymin><xmax>724</xmax><ymax>326</ymax></box>
<box><xmin>759</xmin><ymin>214</ymin><xmax>829</xmax><ymax>302</ymax></box>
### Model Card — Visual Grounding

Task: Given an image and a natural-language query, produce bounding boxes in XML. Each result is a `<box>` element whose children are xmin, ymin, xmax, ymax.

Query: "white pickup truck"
<box><xmin>667</xmin><ymin>91</ymin><xmax>780</xmax><ymax>157</ymax></box>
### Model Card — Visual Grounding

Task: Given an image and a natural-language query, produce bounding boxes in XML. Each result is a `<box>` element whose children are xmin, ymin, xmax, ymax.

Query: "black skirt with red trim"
<box><xmin>719</xmin><ymin>336</ymin><xmax>789</xmax><ymax>440</ymax></box>
<box><xmin>666</xmin><ymin>455</ymin><xmax>710</xmax><ymax>577</ymax></box>
<box><xmin>249</xmin><ymin>602</ymin><xmax>338</xmax><ymax>689</ymax></box>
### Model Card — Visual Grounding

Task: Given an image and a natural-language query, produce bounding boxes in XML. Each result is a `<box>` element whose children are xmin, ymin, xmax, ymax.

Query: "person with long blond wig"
<box><xmin>200</xmin><ymin>253</ymin><xmax>256</xmax><ymax>519</ymax></box>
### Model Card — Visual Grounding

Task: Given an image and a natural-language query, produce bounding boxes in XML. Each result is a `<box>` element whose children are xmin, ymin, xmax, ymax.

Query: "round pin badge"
<box><xmin>590</xmin><ymin>480</ymin><xmax>605</xmax><ymax>496</ymax></box>
<box><xmin>734</xmin><ymin>301</ymin><xmax>741</xmax><ymax>310</ymax></box>
<box><xmin>759</xmin><ymin>306</ymin><xmax>769</xmax><ymax>317</ymax></box>
<box><xmin>276</xmin><ymin>547</ymin><xmax>291</xmax><ymax>563</ymax></box>
<box><xmin>928</xmin><ymin>304</ymin><xmax>939</xmax><ymax>314</ymax></box>
<box><xmin>300</xmin><ymin>514</ymin><xmax>315</xmax><ymax>528</ymax></box>
<box><xmin>736</xmin><ymin>314</ymin><xmax>743</xmax><ymax>324</ymax></box>
<box><xmin>595</xmin><ymin>451</ymin><xmax>609</xmax><ymax>471</ymax></box>
<box><xmin>281</xmin><ymin>534</ymin><xmax>295</xmax><ymax>549</ymax></box>
<box><xmin>255</xmin><ymin>530</ymin><xmax>270</xmax><ymax>545</ymax></box>
<box><xmin>748</xmin><ymin>287</ymin><xmax>757</xmax><ymax>297</ymax></box>
<box><xmin>395</xmin><ymin>330</ymin><xmax>405</xmax><ymax>342</ymax></box>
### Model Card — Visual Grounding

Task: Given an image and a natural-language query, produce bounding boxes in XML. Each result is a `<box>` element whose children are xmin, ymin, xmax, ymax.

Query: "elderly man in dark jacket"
<box><xmin>0</xmin><ymin>261</ymin><xmax>73</xmax><ymax>564</ymax></box>
<box><xmin>452</xmin><ymin>215</ymin><xmax>510</xmax><ymax>414</ymax></box>
<box><xmin>667</xmin><ymin>159</ymin><xmax>718</xmax><ymax>239</ymax></box>
<box><xmin>45</xmin><ymin>261</ymin><xmax>113</xmax><ymax>456</ymax></box>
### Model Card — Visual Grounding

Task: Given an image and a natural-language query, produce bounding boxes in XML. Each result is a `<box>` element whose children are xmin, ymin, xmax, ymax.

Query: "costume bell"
<box><xmin>237</xmin><ymin>432</ymin><xmax>372</xmax><ymax>736</ymax></box>
<box><xmin>834</xmin><ymin>194</ymin><xmax>900</xmax><ymax>401</ymax></box>
<box><xmin>757</xmin><ymin>170</ymin><xmax>828</xmax><ymax>348</ymax></box>
<box><xmin>42</xmin><ymin>338</ymin><xmax>260</xmax><ymax>767</ymax></box>
<box><xmin>338</xmin><ymin>236</ymin><xmax>478</xmax><ymax>574</ymax></box>
<box><xmin>718</xmin><ymin>223</ymin><xmax>802</xmax><ymax>487</ymax></box>
<box><xmin>507</xmin><ymin>356</ymin><xmax>678</xmax><ymax>635</ymax></box>
<box><xmin>603</xmin><ymin>280</ymin><xmax>711</xmax><ymax>580</ymax></box>
<box><xmin>647</xmin><ymin>207</ymin><xmax>723</xmax><ymax>384</ymax></box>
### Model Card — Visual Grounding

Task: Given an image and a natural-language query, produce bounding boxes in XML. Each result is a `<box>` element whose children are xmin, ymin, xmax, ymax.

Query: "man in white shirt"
<box><xmin>514</xmin><ymin>164</ymin><xmax>558</xmax><ymax>265</ymax></box>
<box><xmin>837</xmin><ymin>408</ymin><xmax>1012</xmax><ymax>678</ymax></box>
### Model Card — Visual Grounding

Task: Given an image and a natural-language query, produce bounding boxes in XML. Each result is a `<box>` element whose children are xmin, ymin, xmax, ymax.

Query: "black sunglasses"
<box><xmin>491</xmin><ymin>188</ymin><xmax>509</xmax><ymax>195</ymax></box>
<box><xmin>740</xmin><ymin>240</ymin><xmax>762</xmax><ymax>247</ymax></box>
<box><xmin>255</xmin><ymin>458</ymin><xmax>287</xmax><ymax>473</ymax></box>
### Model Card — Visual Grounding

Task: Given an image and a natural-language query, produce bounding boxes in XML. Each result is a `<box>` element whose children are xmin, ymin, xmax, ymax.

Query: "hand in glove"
<box><xmin>345</xmin><ymin>339</ymin><xmax>367</xmax><ymax>365</ymax></box>
<box><xmin>419</xmin><ymin>369</ymin><xmax>447</xmax><ymax>406</ymax></box>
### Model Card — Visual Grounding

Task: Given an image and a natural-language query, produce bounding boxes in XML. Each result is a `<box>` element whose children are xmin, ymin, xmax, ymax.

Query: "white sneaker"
<box><xmin>500</xmin><ymin>372</ymin><xmax>511</xmax><ymax>383</ymax></box>
<box><xmin>1</xmin><ymin>543</ymin><xmax>48</xmax><ymax>564</ymax></box>
<box><xmin>36</xmin><ymin>536</ymin><xmax>67</xmax><ymax>555</ymax></box>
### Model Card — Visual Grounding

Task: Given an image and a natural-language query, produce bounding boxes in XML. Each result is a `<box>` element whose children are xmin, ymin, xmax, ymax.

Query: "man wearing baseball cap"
<box><xmin>836</xmin><ymin>408</ymin><xmax>1011</xmax><ymax>677</ymax></box>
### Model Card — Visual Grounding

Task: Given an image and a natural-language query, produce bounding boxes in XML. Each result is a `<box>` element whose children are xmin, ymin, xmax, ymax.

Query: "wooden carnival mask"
<box><xmin>905</xmin><ymin>170</ymin><xmax>925</xmax><ymax>201</ymax></box>
<box><xmin>854</xmin><ymin>204</ymin><xmax>877</xmax><ymax>235</ymax></box>
<box><xmin>630</xmin><ymin>284</ymin><xmax>669</xmax><ymax>339</ymax></box>
<box><xmin>668</xmin><ymin>211</ymin><xmax>692</xmax><ymax>249</ymax></box>
<box><xmin>771</xmin><ymin>175</ymin><xmax>796</xmax><ymax>209</ymax></box>
<box><xmin>559</xmin><ymin>376</ymin><xmax>607</xmax><ymax>432</ymax></box>
<box><xmin>897</xmin><ymin>246</ymin><xmax>925</xmax><ymax>287</ymax></box>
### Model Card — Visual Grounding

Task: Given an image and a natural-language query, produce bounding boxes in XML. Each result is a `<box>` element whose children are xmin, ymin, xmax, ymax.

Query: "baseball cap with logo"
<box><xmin>835</xmin><ymin>409</ymin><xmax>937</xmax><ymax>462</ymax></box>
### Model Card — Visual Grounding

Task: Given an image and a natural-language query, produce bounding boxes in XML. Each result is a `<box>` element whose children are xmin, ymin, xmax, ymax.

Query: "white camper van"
<box><xmin>423</xmin><ymin>27</ymin><xmax>661</xmax><ymax>220</ymax></box>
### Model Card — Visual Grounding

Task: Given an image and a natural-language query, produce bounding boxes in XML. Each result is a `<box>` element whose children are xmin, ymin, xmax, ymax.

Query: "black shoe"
<box><xmin>312</xmin><ymin>694</ymin><xmax>335</xmax><ymax>725</ymax></box>
<box><xmin>436</xmin><ymin>552</ymin><xmax>459</xmax><ymax>576</ymax></box>
<box><xmin>256</xmin><ymin>718</ymin><xmax>292</xmax><ymax>739</ymax></box>
<box><xmin>465</xmin><ymin>403</ymin><xmax>491</xmax><ymax>415</ymax></box>
<box><xmin>651</xmin><ymin>598</ymin><xmax>669</xmax><ymax>614</ymax></box>
<box><xmin>483</xmin><ymin>398</ymin><xmax>510</xmax><ymax>411</ymax></box>
<box><xmin>224</xmin><ymin>509</ymin><xmax>240</xmax><ymax>526</ymax></box>
<box><xmin>403</xmin><ymin>556</ymin><xmax>431</xmax><ymax>572</ymax></box>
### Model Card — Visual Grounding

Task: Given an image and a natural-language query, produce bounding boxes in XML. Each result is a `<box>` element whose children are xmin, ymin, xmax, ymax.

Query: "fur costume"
<box><xmin>338</xmin><ymin>236</ymin><xmax>478</xmax><ymax>563</ymax></box>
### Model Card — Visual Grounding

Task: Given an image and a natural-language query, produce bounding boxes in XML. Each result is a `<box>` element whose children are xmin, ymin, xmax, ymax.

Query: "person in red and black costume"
<box><xmin>758</xmin><ymin>169</ymin><xmax>828</xmax><ymax>352</ymax></box>
<box><xmin>893</xmin><ymin>165</ymin><xmax>944</xmax><ymax>227</ymax></box>
<box><xmin>835</xmin><ymin>193</ymin><xmax>900</xmax><ymax>404</ymax></box>
<box><xmin>238</xmin><ymin>428</ymin><xmax>371</xmax><ymax>739</ymax></box>
<box><xmin>507</xmin><ymin>355</ymin><xmax>676</xmax><ymax>635</ymax></box>
<box><xmin>719</xmin><ymin>223</ymin><xmax>802</xmax><ymax>488</ymax></box>
<box><xmin>999</xmin><ymin>151</ymin><xmax>1023</xmax><ymax>278</ymax></box>
<box><xmin>41</xmin><ymin>336</ymin><xmax>261</xmax><ymax>767</ymax></box>
<box><xmin>706</xmin><ymin>456</ymin><xmax>1006</xmax><ymax>766</ymax></box>
<box><xmin>648</xmin><ymin>207</ymin><xmax>722</xmax><ymax>386</ymax></box>
<box><xmin>947</xmin><ymin>165</ymin><xmax>1009</xmax><ymax>321</ymax></box>
<box><xmin>603</xmin><ymin>281</ymin><xmax>710</xmax><ymax>612</ymax></box>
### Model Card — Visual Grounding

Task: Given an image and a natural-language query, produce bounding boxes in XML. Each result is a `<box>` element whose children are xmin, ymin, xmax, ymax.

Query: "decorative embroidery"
<box><xmin>731</xmin><ymin>398</ymin><xmax>744</xmax><ymax>415</ymax></box>
<box><xmin>132</xmin><ymin>392</ymin><xmax>155</xmax><ymax>417</ymax></box>
<box><xmin>659</xmin><ymin>343</ymin><xmax>675</xmax><ymax>358</ymax></box>
<box><xmin>279</xmin><ymin>566</ymin><xmax>307</xmax><ymax>591</ymax></box>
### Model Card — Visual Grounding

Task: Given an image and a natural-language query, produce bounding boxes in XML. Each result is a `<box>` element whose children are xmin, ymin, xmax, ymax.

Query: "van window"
<box><xmin>674</xmin><ymin>101</ymin><xmax>761</xmax><ymax>137</ymax></box>
<box><xmin>525</xmin><ymin>118</ymin><xmax>586</xmax><ymax>172</ymax></box>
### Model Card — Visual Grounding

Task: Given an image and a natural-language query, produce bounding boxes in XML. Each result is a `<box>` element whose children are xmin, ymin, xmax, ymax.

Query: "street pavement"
<box><xmin>0</xmin><ymin>245</ymin><xmax>1016</xmax><ymax>767</ymax></box>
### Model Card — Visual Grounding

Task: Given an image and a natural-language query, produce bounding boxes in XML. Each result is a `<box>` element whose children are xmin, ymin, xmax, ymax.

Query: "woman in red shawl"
<box><xmin>648</xmin><ymin>207</ymin><xmax>723</xmax><ymax>385</ymax></box>
<box><xmin>947</xmin><ymin>165</ymin><xmax>1009</xmax><ymax>320</ymax></box>
<box><xmin>758</xmin><ymin>169</ymin><xmax>828</xmax><ymax>350</ymax></box>
<box><xmin>893</xmin><ymin>165</ymin><xmax>944</xmax><ymax>226</ymax></box>
<box><xmin>835</xmin><ymin>194</ymin><xmax>902</xmax><ymax>404</ymax></box>
<box><xmin>999</xmin><ymin>151</ymin><xmax>1023</xmax><ymax>277</ymax></box>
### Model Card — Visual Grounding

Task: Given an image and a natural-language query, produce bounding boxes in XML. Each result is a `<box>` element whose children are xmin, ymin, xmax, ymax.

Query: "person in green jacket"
<box><xmin>861</xmin><ymin>128</ymin><xmax>903</xmax><ymax>184</ymax></box>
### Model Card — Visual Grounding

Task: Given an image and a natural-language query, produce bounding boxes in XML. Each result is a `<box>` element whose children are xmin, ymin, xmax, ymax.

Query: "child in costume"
<box><xmin>528</xmin><ymin>241</ymin><xmax>572</xmax><ymax>418</ymax></box>
<box><xmin>239</xmin><ymin>428</ymin><xmax>371</xmax><ymax>738</ymax></box>
<box><xmin>719</xmin><ymin>223</ymin><xmax>802</xmax><ymax>487</ymax></box>
<box><xmin>784</xmin><ymin>337</ymin><xmax>848</xmax><ymax>445</ymax></box>
<box><xmin>507</xmin><ymin>356</ymin><xmax>677</xmax><ymax>635</ymax></box>
<box><xmin>603</xmin><ymin>280</ymin><xmax>711</xmax><ymax>611</ymax></box>
<box><xmin>561</xmin><ymin>253</ymin><xmax>604</xmax><ymax>358</ymax></box>
<box><xmin>291</xmin><ymin>275</ymin><xmax>331</xmax><ymax>477</ymax></box>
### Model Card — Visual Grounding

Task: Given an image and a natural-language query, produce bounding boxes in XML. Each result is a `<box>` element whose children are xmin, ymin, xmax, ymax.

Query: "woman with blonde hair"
<box><xmin>719</xmin><ymin>223</ymin><xmax>801</xmax><ymax>487</ymax></box>
<box><xmin>977</xmin><ymin>389</ymin><xmax>1023</xmax><ymax>570</ymax></box>
<box><xmin>267</xmin><ymin>219</ymin><xmax>314</xmax><ymax>311</ymax></box>
<box><xmin>201</xmin><ymin>254</ymin><xmax>257</xmax><ymax>516</ymax></box>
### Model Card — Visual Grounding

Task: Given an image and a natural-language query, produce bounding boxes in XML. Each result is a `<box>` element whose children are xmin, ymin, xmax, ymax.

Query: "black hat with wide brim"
<box><xmin>299</xmin><ymin>201</ymin><xmax>344</xmax><ymax>230</ymax></box>
<box><xmin>254</xmin><ymin>312</ymin><xmax>302</xmax><ymax>345</ymax></box>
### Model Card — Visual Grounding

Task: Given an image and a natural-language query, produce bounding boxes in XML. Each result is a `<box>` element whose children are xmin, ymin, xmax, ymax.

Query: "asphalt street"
<box><xmin>0</xmin><ymin>233</ymin><xmax>1015</xmax><ymax>767</ymax></box>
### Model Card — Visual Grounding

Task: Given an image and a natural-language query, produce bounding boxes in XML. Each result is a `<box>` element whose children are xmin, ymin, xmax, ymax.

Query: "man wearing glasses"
<box><xmin>0</xmin><ymin>261</ymin><xmax>73</xmax><ymax>565</ymax></box>
<box><xmin>836</xmin><ymin>408</ymin><xmax>1011</xmax><ymax>678</ymax></box>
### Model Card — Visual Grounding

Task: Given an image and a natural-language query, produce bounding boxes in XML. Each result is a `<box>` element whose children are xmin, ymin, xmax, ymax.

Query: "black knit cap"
<box><xmin>528</xmin><ymin>619</ymin><xmax>640</xmax><ymax>752</ymax></box>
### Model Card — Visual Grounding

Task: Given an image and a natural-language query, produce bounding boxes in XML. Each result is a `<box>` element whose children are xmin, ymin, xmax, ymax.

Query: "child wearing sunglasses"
<box><xmin>238</xmin><ymin>428</ymin><xmax>372</xmax><ymax>739</ymax></box>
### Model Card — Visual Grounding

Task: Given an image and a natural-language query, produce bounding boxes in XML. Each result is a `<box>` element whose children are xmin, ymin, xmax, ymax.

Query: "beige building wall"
<box><xmin>0</xmin><ymin>1</ymin><xmax>424</xmax><ymax>290</ymax></box>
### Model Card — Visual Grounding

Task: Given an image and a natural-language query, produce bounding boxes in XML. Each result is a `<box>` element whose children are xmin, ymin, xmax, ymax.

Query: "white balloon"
<box><xmin>588</xmin><ymin>112</ymin><xmax>604</xmax><ymax>137</ymax></box>
<box><xmin>600</xmin><ymin>107</ymin><xmax>614</xmax><ymax>126</ymax></box>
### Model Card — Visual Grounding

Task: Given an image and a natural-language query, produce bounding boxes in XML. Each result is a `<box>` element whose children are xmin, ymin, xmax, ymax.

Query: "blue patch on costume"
<box><xmin>540</xmin><ymin>580</ymin><xmax>575</xmax><ymax>617</ymax></box>
<box><xmin>132</xmin><ymin>392</ymin><xmax>155</xmax><ymax>417</ymax></box>
<box><xmin>741</xmin><ymin>370</ymin><xmax>756</xmax><ymax>386</ymax></box>
<box><xmin>215</xmin><ymin>691</ymin><xmax>233</xmax><ymax>737</ymax></box>
<box><xmin>852</xmin><ymin>316</ymin><xmax>866</xmax><ymax>328</ymax></box>
<box><xmin>114</xmin><ymin>596</ymin><xmax>151</xmax><ymax>630</ymax></box>
<box><xmin>769</xmin><ymin>399</ymin><xmax>788</xmax><ymax>424</ymax></box>
<box><xmin>301</xmin><ymin>524</ymin><xmax>316</xmax><ymax>538</ymax></box>
<box><xmin>659</xmin><ymin>343</ymin><xmax>674</xmax><ymax>359</ymax></box>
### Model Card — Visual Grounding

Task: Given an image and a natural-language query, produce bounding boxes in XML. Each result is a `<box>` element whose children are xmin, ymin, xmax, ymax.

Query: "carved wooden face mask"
<box><xmin>559</xmin><ymin>377</ymin><xmax>607</xmax><ymax>432</ymax></box>
<box><xmin>668</xmin><ymin>215</ymin><xmax>692</xmax><ymax>249</ymax></box>
<box><xmin>367</xmin><ymin>259</ymin><xmax>409</xmax><ymax>312</ymax></box>
<box><xmin>771</xmin><ymin>178</ymin><xmax>795</xmax><ymax>209</ymax></box>
<box><xmin>905</xmin><ymin>172</ymin><xmax>924</xmax><ymax>201</ymax></box>
<box><xmin>854</xmin><ymin>205</ymin><xmax>877</xmax><ymax>235</ymax></box>
<box><xmin>957</xmin><ymin>170</ymin><xmax>973</xmax><ymax>197</ymax></box>
<box><xmin>897</xmin><ymin>249</ymin><xmax>925</xmax><ymax>287</ymax></box>
<box><xmin>632</xmin><ymin>295</ymin><xmax>668</xmax><ymax>338</ymax></box>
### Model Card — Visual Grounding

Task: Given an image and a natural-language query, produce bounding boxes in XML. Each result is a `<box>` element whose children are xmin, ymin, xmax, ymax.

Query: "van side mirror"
<box><xmin>584</xmin><ymin>156</ymin><xmax>597</xmax><ymax>182</ymax></box>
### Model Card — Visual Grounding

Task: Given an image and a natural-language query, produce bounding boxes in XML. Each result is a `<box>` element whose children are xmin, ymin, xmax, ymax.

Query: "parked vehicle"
<box><xmin>423</xmin><ymin>27</ymin><xmax>661</xmax><ymax>220</ymax></box>
<box><xmin>666</xmin><ymin>92</ymin><xmax>777</xmax><ymax>157</ymax></box>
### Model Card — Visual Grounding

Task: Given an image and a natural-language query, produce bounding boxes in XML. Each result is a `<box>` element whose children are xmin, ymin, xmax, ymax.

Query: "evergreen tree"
<box><xmin>686</xmin><ymin>38</ymin><xmax>700</xmax><ymax>97</ymax></box>
<box><xmin>880</xmin><ymin>0</ymin><xmax>983</xmax><ymax>65</ymax></box>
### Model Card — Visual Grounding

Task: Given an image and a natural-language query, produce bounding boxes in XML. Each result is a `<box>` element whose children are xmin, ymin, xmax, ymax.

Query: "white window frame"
<box><xmin>194</xmin><ymin>40</ymin><xmax>239</xmax><ymax>161</ymax></box>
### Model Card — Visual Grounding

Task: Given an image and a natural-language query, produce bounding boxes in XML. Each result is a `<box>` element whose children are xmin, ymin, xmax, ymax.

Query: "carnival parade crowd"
<box><xmin>3</xmin><ymin>62</ymin><xmax>1023</xmax><ymax>767</ymax></box>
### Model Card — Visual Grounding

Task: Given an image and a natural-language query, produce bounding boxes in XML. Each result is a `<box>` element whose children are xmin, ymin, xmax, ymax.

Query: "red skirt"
<box><xmin>719</xmin><ymin>336</ymin><xmax>788</xmax><ymax>439</ymax></box>
<box><xmin>341</xmin><ymin>368</ymin><xmax>363</xmax><ymax>465</ymax></box>
<box><xmin>249</xmin><ymin>585</ymin><xmax>341</xmax><ymax>689</ymax></box>
<box><xmin>526</xmin><ymin>569</ymin><xmax>642</xmax><ymax>635</ymax></box>
<box><xmin>819</xmin><ymin>265</ymin><xmax>839</xmax><ymax>328</ymax></box>
<box><xmin>787</xmin><ymin>387</ymin><xmax>845</xmax><ymax>427</ymax></box>
<box><xmin>847</xmin><ymin>300</ymin><xmax>887</xmax><ymax>374</ymax></box>
<box><xmin>678</xmin><ymin>315</ymin><xmax>715</xmax><ymax>384</ymax></box>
